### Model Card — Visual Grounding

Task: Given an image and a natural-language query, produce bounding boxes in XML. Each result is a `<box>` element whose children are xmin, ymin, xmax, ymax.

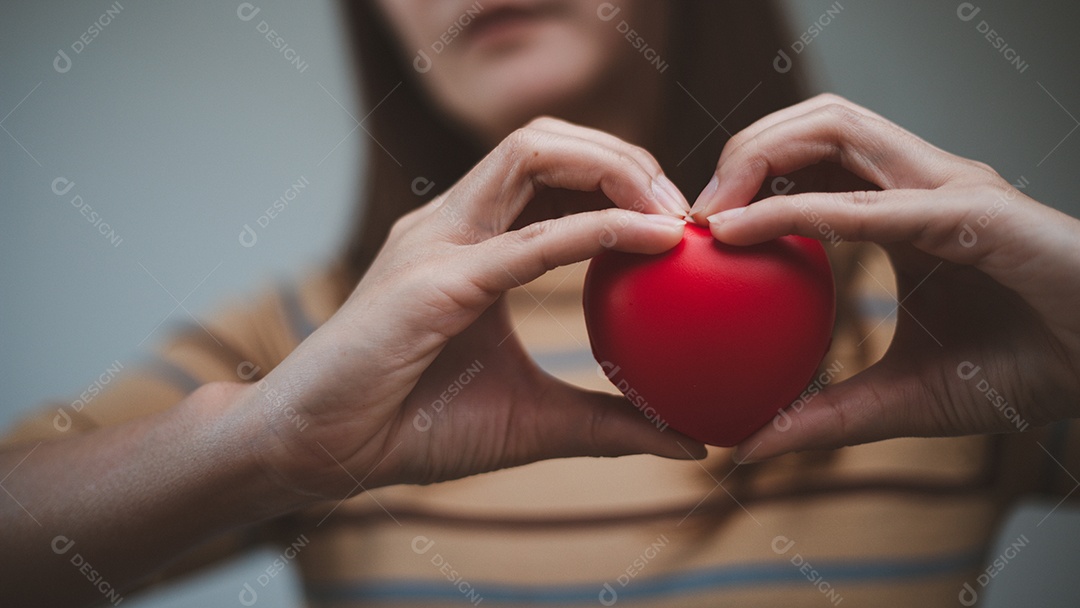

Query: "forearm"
<box><xmin>1</xmin><ymin>382</ymin><xmax>309</xmax><ymax>606</ymax></box>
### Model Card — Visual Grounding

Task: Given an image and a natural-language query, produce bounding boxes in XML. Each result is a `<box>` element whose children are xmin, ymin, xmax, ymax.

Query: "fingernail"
<box><xmin>652</xmin><ymin>175</ymin><xmax>689</xmax><ymax>216</ymax></box>
<box><xmin>643</xmin><ymin>214</ymin><xmax>687</xmax><ymax>230</ymax></box>
<box><xmin>690</xmin><ymin>175</ymin><xmax>720</xmax><ymax>214</ymax></box>
<box><xmin>661</xmin><ymin>439</ymin><xmax>707</xmax><ymax>460</ymax></box>
<box><xmin>730</xmin><ymin>445</ymin><xmax>763</xmax><ymax>464</ymax></box>
<box><xmin>671</xmin><ymin>444</ymin><xmax>708</xmax><ymax>460</ymax></box>
<box><xmin>731</xmin><ymin>450</ymin><xmax>758</xmax><ymax>464</ymax></box>
<box><xmin>707</xmin><ymin>206</ymin><xmax>746</xmax><ymax>226</ymax></box>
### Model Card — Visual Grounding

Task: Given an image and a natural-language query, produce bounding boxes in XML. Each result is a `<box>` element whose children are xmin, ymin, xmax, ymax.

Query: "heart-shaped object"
<box><xmin>583</xmin><ymin>223</ymin><xmax>835</xmax><ymax>446</ymax></box>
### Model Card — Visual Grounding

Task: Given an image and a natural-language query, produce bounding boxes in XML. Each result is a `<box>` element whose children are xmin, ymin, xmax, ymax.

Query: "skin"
<box><xmin>4</xmin><ymin>2</ymin><xmax>1080</xmax><ymax>605</ymax></box>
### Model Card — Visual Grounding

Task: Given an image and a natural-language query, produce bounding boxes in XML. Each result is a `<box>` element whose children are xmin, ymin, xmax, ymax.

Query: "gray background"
<box><xmin>2</xmin><ymin>1</ymin><xmax>1079</xmax><ymax>606</ymax></box>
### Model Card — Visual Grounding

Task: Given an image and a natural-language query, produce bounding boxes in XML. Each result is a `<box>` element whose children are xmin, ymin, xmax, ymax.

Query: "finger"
<box><xmin>705</xmin><ymin>188</ymin><xmax>994</xmax><ymax>267</ymax></box>
<box><xmin>528</xmin><ymin>117</ymin><xmax>689</xmax><ymax>213</ymax></box>
<box><xmin>438</xmin><ymin>122</ymin><xmax>687</xmax><ymax>238</ymax></box>
<box><xmin>745</xmin><ymin>165</ymin><xmax>878</xmax><ymax>208</ymax></box>
<box><xmin>714</xmin><ymin>93</ymin><xmax>881</xmax><ymax>169</ymax></box>
<box><xmin>691</xmin><ymin>104</ymin><xmax>966</xmax><ymax>220</ymax></box>
<box><xmin>510</xmin><ymin>377</ymin><xmax>708</xmax><ymax>462</ymax></box>
<box><xmin>470</xmin><ymin>208</ymin><xmax>686</xmax><ymax>293</ymax></box>
<box><xmin>731</xmin><ymin>363</ymin><xmax>930</xmax><ymax>463</ymax></box>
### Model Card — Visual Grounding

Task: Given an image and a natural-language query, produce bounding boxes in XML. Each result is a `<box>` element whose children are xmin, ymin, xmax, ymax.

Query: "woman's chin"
<box><xmin>425</xmin><ymin>18</ymin><xmax>624</xmax><ymax>142</ymax></box>
<box><xmin>452</xmin><ymin>61</ymin><xmax>610</xmax><ymax>140</ymax></box>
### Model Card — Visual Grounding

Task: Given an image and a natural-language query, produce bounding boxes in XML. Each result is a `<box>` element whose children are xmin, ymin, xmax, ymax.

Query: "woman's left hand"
<box><xmin>690</xmin><ymin>94</ymin><xmax>1080</xmax><ymax>462</ymax></box>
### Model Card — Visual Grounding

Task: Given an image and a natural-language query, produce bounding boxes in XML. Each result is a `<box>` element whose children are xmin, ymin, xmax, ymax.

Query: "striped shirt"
<box><xmin>5</xmin><ymin>245</ymin><xmax>1077</xmax><ymax>607</ymax></box>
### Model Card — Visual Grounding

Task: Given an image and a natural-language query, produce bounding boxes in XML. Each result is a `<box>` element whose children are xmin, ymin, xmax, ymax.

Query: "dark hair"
<box><xmin>336</xmin><ymin>0</ymin><xmax>811</xmax><ymax>288</ymax></box>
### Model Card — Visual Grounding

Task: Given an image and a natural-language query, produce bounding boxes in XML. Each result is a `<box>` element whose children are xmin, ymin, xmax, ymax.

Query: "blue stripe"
<box><xmin>532</xmin><ymin>348</ymin><xmax>597</xmax><ymax>375</ymax></box>
<box><xmin>306</xmin><ymin>549</ymin><xmax>982</xmax><ymax>605</ymax></box>
<box><xmin>858</xmin><ymin>295</ymin><xmax>898</xmax><ymax>320</ymax></box>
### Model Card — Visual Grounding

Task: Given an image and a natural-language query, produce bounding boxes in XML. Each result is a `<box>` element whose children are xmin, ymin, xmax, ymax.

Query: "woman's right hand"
<box><xmin>237</xmin><ymin>118</ymin><xmax>704</xmax><ymax>503</ymax></box>
<box><xmin>1</xmin><ymin>119</ymin><xmax>699</xmax><ymax>606</ymax></box>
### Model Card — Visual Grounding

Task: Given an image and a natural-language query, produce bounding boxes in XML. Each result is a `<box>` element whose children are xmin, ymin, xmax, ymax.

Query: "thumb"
<box><xmin>731</xmin><ymin>362</ymin><xmax>932</xmax><ymax>462</ymax></box>
<box><xmin>520</xmin><ymin>376</ymin><xmax>708</xmax><ymax>462</ymax></box>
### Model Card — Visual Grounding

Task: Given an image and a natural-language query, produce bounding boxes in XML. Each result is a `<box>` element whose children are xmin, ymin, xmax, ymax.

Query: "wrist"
<box><xmin>185</xmin><ymin>381</ymin><xmax>321</xmax><ymax>520</ymax></box>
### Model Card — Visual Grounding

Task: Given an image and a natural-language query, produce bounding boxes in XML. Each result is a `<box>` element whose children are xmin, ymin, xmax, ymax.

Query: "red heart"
<box><xmin>583</xmin><ymin>223</ymin><xmax>835</xmax><ymax>446</ymax></box>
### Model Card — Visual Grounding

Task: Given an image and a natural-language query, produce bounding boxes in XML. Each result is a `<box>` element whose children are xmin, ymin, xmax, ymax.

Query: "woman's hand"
<box><xmin>690</xmin><ymin>94</ymin><xmax>1080</xmax><ymax>462</ymax></box>
<box><xmin>243</xmin><ymin>118</ymin><xmax>703</xmax><ymax>500</ymax></box>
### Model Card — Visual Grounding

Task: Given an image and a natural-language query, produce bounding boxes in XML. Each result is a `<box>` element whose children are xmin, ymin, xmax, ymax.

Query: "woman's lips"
<box><xmin>463</xmin><ymin>4</ymin><xmax>558</xmax><ymax>50</ymax></box>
